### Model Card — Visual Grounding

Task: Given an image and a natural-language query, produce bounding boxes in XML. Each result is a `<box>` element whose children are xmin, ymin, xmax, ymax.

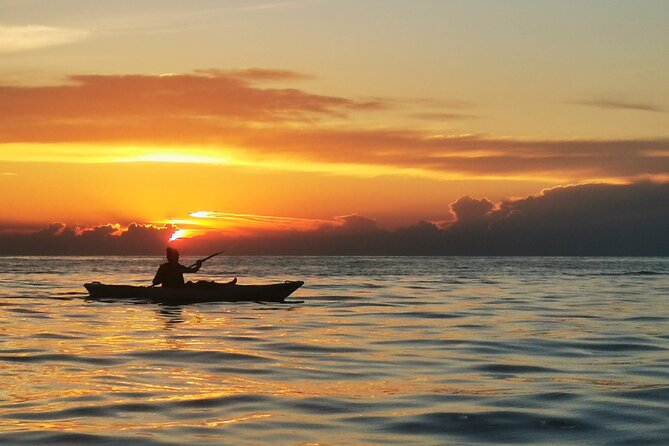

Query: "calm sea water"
<box><xmin>0</xmin><ymin>256</ymin><xmax>667</xmax><ymax>445</ymax></box>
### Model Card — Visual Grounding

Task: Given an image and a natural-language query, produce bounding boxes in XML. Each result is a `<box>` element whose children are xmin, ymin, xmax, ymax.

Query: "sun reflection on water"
<box><xmin>1</xmin><ymin>256</ymin><xmax>668</xmax><ymax>444</ymax></box>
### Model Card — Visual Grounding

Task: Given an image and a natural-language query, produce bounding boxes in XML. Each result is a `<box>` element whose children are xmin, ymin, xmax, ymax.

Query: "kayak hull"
<box><xmin>84</xmin><ymin>280</ymin><xmax>304</xmax><ymax>304</ymax></box>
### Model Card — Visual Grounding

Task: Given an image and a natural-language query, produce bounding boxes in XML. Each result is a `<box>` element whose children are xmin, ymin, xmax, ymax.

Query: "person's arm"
<box><xmin>180</xmin><ymin>260</ymin><xmax>203</xmax><ymax>273</ymax></box>
<box><xmin>152</xmin><ymin>265</ymin><xmax>164</xmax><ymax>286</ymax></box>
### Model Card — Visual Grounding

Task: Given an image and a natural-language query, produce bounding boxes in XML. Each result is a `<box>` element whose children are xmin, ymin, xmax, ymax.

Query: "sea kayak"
<box><xmin>84</xmin><ymin>280</ymin><xmax>304</xmax><ymax>304</ymax></box>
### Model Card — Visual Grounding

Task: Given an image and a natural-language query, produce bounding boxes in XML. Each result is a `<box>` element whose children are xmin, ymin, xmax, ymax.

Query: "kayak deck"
<box><xmin>84</xmin><ymin>280</ymin><xmax>304</xmax><ymax>304</ymax></box>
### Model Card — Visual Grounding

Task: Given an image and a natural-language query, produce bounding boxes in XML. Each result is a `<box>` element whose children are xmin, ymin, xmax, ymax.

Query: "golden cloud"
<box><xmin>0</xmin><ymin>70</ymin><xmax>667</xmax><ymax>183</ymax></box>
<box><xmin>0</xmin><ymin>25</ymin><xmax>88</xmax><ymax>53</ymax></box>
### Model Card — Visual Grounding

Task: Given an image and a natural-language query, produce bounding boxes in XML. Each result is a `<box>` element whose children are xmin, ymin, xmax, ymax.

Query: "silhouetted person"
<box><xmin>152</xmin><ymin>247</ymin><xmax>202</xmax><ymax>288</ymax></box>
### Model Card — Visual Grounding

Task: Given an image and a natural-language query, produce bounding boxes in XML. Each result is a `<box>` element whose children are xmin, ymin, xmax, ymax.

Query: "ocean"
<box><xmin>0</xmin><ymin>256</ymin><xmax>667</xmax><ymax>445</ymax></box>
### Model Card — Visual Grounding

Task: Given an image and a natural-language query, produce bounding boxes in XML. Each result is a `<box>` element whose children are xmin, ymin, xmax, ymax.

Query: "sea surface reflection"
<box><xmin>0</xmin><ymin>256</ymin><xmax>668</xmax><ymax>444</ymax></box>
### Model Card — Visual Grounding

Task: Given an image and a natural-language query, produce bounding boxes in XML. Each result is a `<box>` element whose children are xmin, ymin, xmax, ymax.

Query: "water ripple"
<box><xmin>129</xmin><ymin>349</ymin><xmax>271</xmax><ymax>363</ymax></box>
<box><xmin>377</xmin><ymin>410</ymin><xmax>597</xmax><ymax>441</ymax></box>
<box><xmin>0</xmin><ymin>256</ymin><xmax>667</xmax><ymax>445</ymax></box>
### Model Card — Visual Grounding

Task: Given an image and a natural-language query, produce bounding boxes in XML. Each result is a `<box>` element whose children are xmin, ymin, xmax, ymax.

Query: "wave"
<box><xmin>129</xmin><ymin>349</ymin><xmax>272</xmax><ymax>363</ymax></box>
<box><xmin>0</xmin><ymin>353</ymin><xmax>120</xmax><ymax>366</ymax></box>
<box><xmin>564</xmin><ymin>270</ymin><xmax>665</xmax><ymax>277</ymax></box>
<box><xmin>1</xmin><ymin>256</ymin><xmax>668</xmax><ymax>445</ymax></box>
<box><xmin>369</xmin><ymin>410</ymin><xmax>597</xmax><ymax>442</ymax></box>
<box><xmin>0</xmin><ymin>432</ymin><xmax>177</xmax><ymax>446</ymax></box>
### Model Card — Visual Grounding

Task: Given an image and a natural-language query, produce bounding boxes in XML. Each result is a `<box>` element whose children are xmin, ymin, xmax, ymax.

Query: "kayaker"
<box><xmin>152</xmin><ymin>247</ymin><xmax>203</xmax><ymax>288</ymax></box>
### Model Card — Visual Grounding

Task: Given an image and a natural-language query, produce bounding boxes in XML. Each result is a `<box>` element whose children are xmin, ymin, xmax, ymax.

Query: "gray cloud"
<box><xmin>574</xmin><ymin>98</ymin><xmax>666</xmax><ymax>113</ymax></box>
<box><xmin>449</xmin><ymin>196</ymin><xmax>495</xmax><ymax>226</ymax></box>
<box><xmin>0</xmin><ymin>223</ymin><xmax>175</xmax><ymax>255</ymax></box>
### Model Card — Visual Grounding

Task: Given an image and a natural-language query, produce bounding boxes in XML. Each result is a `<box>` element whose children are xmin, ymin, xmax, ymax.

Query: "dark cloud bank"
<box><xmin>2</xmin><ymin>182</ymin><xmax>668</xmax><ymax>256</ymax></box>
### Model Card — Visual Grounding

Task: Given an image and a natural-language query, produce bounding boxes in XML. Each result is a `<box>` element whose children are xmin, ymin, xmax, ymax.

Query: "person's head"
<box><xmin>166</xmin><ymin>247</ymin><xmax>179</xmax><ymax>263</ymax></box>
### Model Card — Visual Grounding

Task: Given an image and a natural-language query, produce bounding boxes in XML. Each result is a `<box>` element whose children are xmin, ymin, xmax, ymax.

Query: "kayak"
<box><xmin>83</xmin><ymin>280</ymin><xmax>304</xmax><ymax>304</ymax></box>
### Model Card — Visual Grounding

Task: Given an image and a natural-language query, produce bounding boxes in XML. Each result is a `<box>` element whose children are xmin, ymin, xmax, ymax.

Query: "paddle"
<box><xmin>187</xmin><ymin>250</ymin><xmax>225</xmax><ymax>268</ymax></box>
<box><xmin>150</xmin><ymin>249</ymin><xmax>225</xmax><ymax>287</ymax></box>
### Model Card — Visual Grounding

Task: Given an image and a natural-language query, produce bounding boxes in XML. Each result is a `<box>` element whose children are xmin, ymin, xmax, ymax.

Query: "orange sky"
<box><xmin>1</xmin><ymin>1</ymin><xmax>668</xmax><ymax>242</ymax></box>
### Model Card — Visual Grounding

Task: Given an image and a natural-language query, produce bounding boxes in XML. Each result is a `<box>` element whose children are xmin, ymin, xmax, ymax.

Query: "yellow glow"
<box><xmin>643</xmin><ymin>150</ymin><xmax>669</xmax><ymax>157</ymax></box>
<box><xmin>0</xmin><ymin>25</ymin><xmax>89</xmax><ymax>54</ymax></box>
<box><xmin>0</xmin><ymin>142</ymin><xmax>573</xmax><ymax>183</ymax></box>
<box><xmin>1</xmin><ymin>158</ymin><xmax>558</xmax><ymax>231</ymax></box>
<box><xmin>0</xmin><ymin>143</ymin><xmax>232</xmax><ymax>165</ymax></box>
<box><xmin>188</xmin><ymin>210</ymin><xmax>335</xmax><ymax>232</ymax></box>
<box><xmin>189</xmin><ymin>211</ymin><xmax>213</xmax><ymax>219</ymax></box>
<box><xmin>115</xmin><ymin>153</ymin><xmax>228</xmax><ymax>164</ymax></box>
<box><xmin>168</xmin><ymin>229</ymin><xmax>189</xmax><ymax>241</ymax></box>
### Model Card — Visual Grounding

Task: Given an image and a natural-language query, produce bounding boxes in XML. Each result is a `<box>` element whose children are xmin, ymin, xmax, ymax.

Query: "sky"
<box><xmin>1</xmin><ymin>0</ymin><xmax>668</xmax><ymax>254</ymax></box>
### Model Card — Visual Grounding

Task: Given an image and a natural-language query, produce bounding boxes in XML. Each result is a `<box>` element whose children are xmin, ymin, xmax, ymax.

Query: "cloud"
<box><xmin>198</xmin><ymin>68</ymin><xmax>315</xmax><ymax>82</ymax></box>
<box><xmin>0</xmin><ymin>25</ymin><xmax>89</xmax><ymax>54</ymax></box>
<box><xmin>399</xmin><ymin>97</ymin><xmax>479</xmax><ymax>121</ymax></box>
<box><xmin>450</xmin><ymin>196</ymin><xmax>494</xmax><ymax>222</ymax></box>
<box><xmin>0</xmin><ymin>70</ymin><xmax>667</xmax><ymax>182</ymax></box>
<box><xmin>448</xmin><ymin>196</ymin><xmax>495</xmax><ymax>226</ymax></box>
<box><xmin>0</xmin><ymin>69</ymin><xmax>379</xmax><ymax>129</ymax></box>
<box><xmin>0</xmin><ymin>223</ymin><xmax>175</xmax><ymax>255</ymax></box>
<box><xmin>409</xmin><ymin>112</ymin><xmax>479</xmax><ymax>121</ymax></box>
<box><xmin>188</xmin><ymin>210</ymin><xmax>334</xmax><ymax>232</ymax></box>
<box><xmin>574</xmin><ymin>98</ymin><xmax>666</xmax><ymax>113</ymax></box>
<box><xmin>240</xmin><ymin>131</ymin><xmax>669</xmax><ymax>181</ymax></box>
<box><xmin>184</xmin><ymin>182</ymin><xmax>669</xmax><ymax>255</ymax></box>
<box><xmin>332</xmin><ymin>214</ymin><xmax>378</xmax><ymax>233</ymax></box>
<box><xmin>397</xmin><ymin>97</ymin><xmax>476</xmax><ymax>109</ymax></box>
<box><xmin>2</xmin><ymin>182</ymin><xmax>667</xmax><ymax>255</ymax></box>
<box><xmin>477</xmin><ymin>182</ymin><xmax>669</xmax><ymax>255</ymax></box>
<box><xmin>237</xmin><ymin>1</ymin><xmax>318</xmax><ymax>12</ymax></box>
